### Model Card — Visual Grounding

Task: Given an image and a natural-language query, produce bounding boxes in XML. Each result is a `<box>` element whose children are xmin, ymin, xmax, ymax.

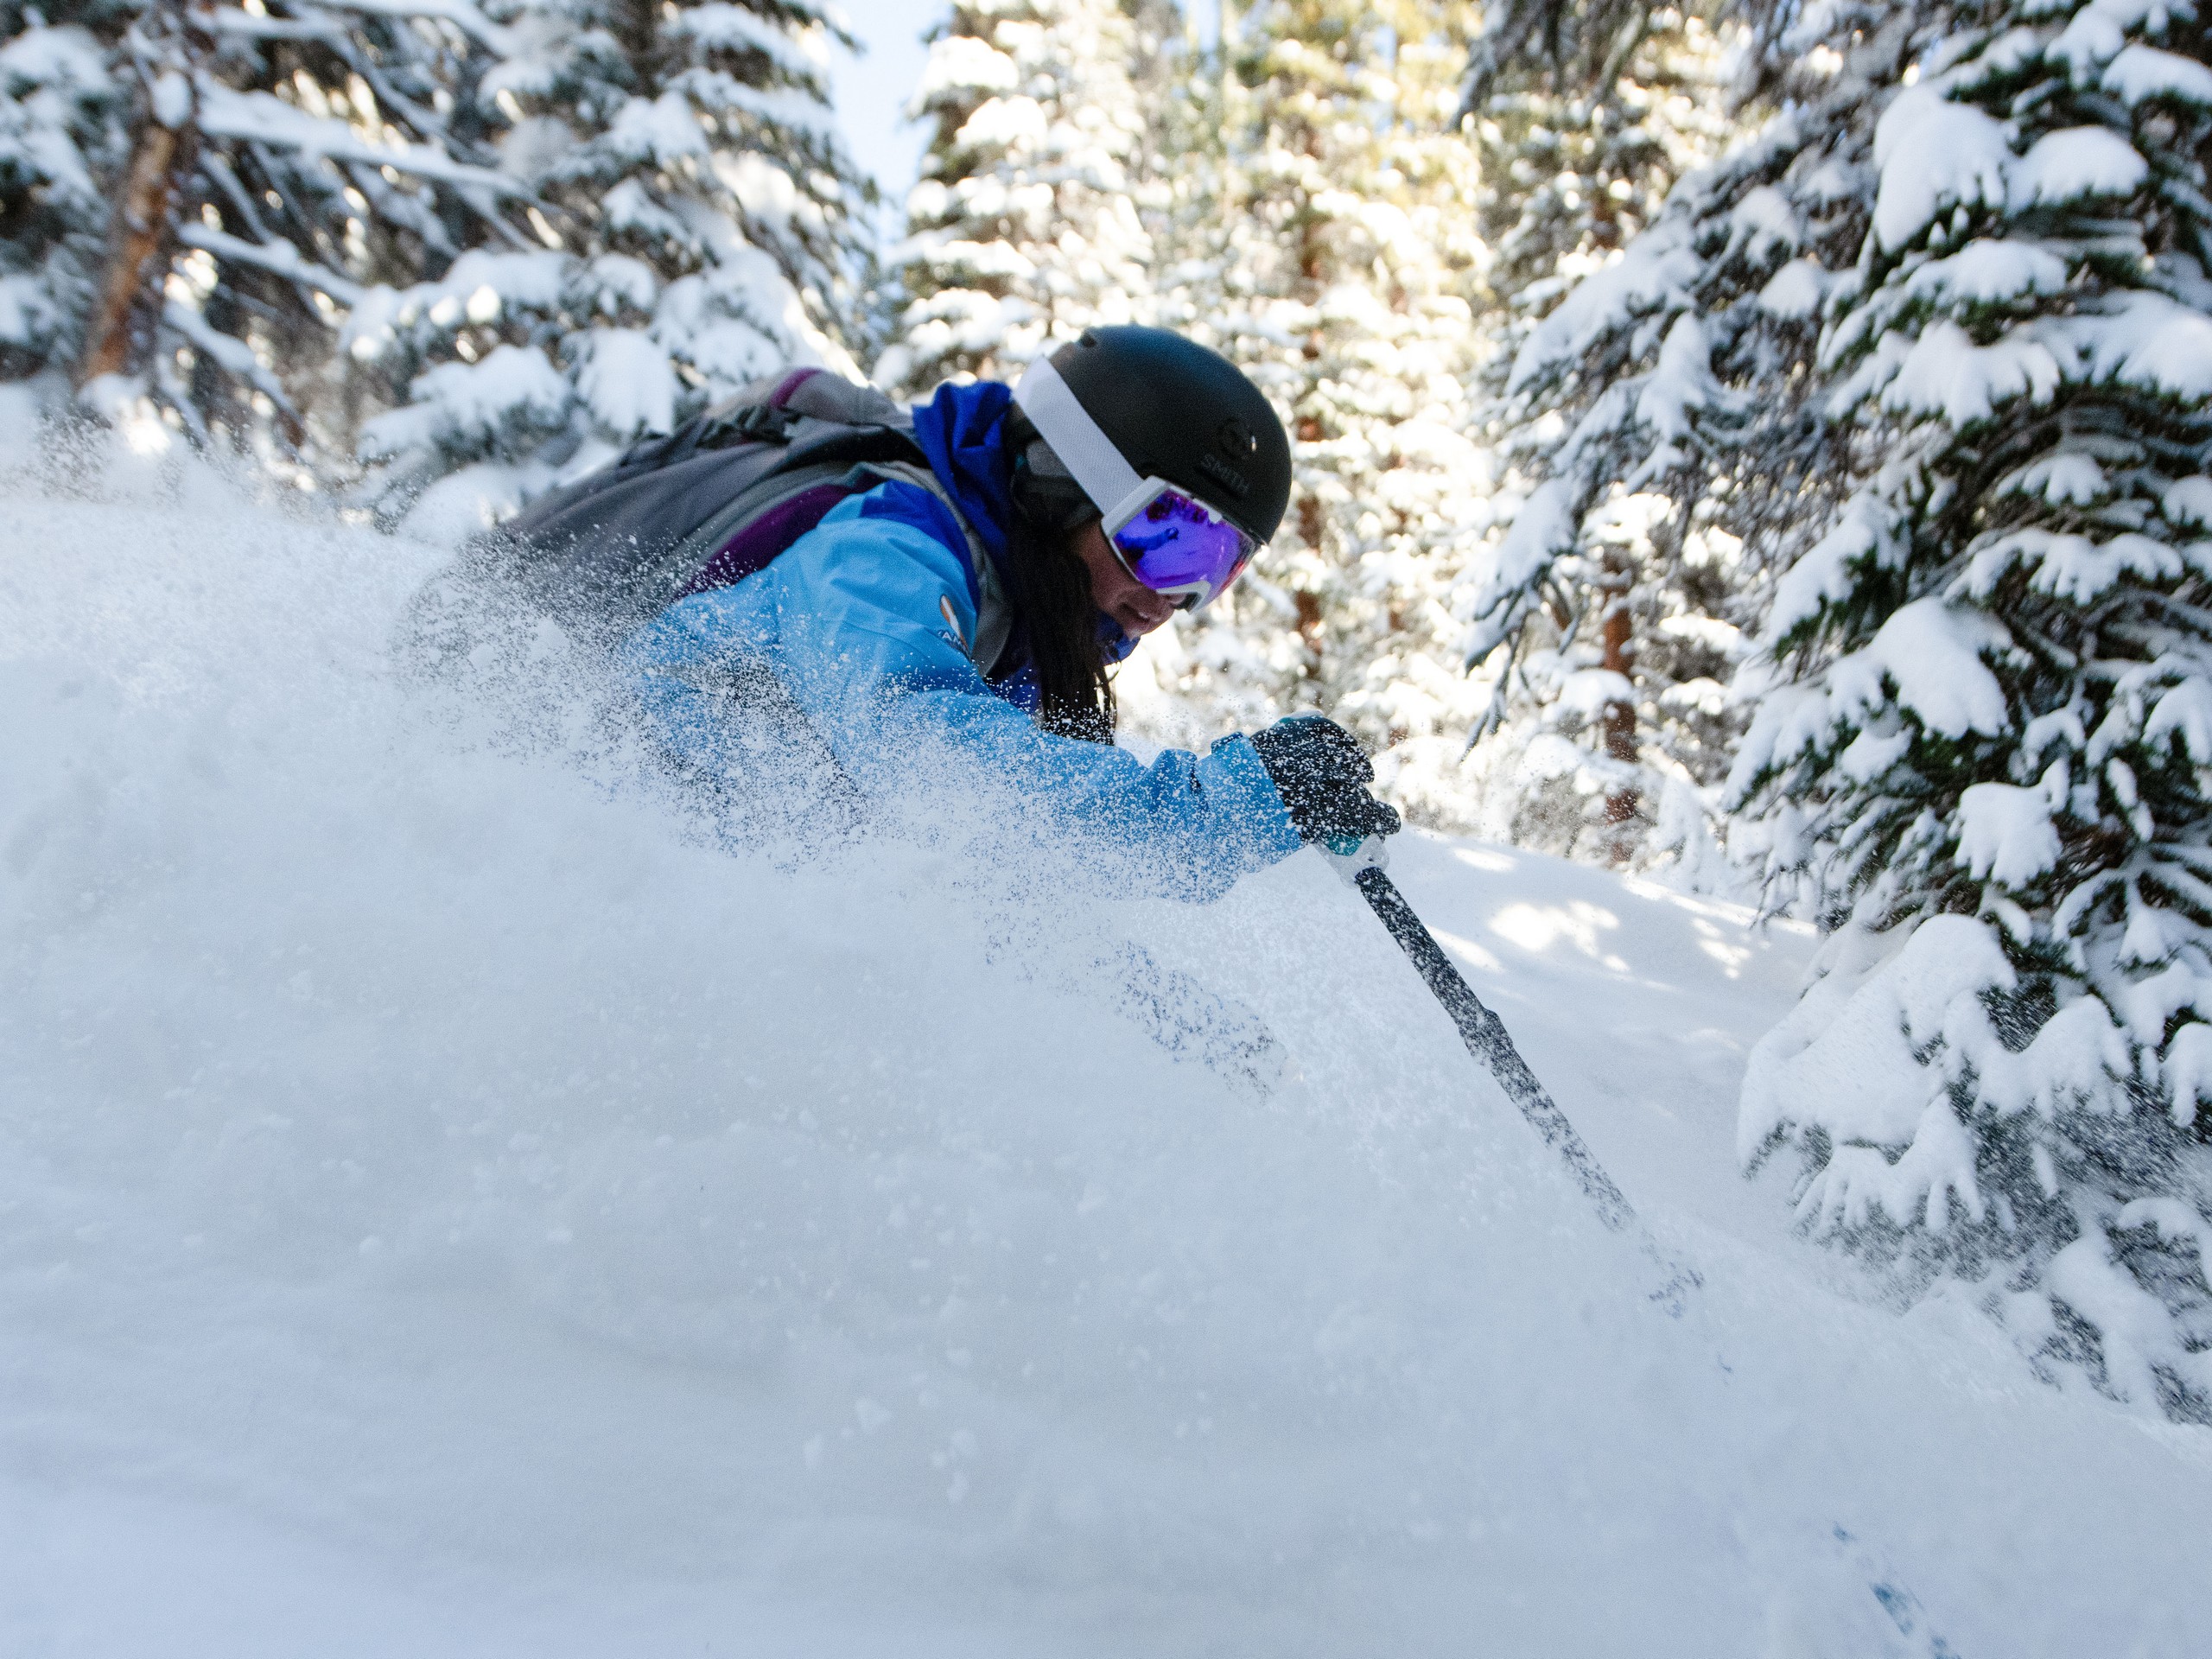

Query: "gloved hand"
<box><xmin>1249</xmin><ymin>715</ymin><xmax>1402</xmax><ymax>846</ymax></box>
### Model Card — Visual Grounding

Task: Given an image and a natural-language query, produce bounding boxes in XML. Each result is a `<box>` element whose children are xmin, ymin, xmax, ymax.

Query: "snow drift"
<box><xmin>2</xmin><ymin>444</ymin><xmax>2206</xmax><ymax>1655</ymax></box>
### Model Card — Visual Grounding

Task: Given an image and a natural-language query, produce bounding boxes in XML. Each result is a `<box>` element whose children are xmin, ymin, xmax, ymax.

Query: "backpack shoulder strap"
<box><xmin>612</xmin><ymin>366</ymin><xmax>913</xmax><ymax>474</ymax></box>
<box><xmin>773</xmin><ymin>369</ymin><xmax>911</xmax><ymax>431</ymax></box>
<box><xmin>839</xmin><ymin>457</ymin><xmax>1014</xmax><ymax>678</ymax></box>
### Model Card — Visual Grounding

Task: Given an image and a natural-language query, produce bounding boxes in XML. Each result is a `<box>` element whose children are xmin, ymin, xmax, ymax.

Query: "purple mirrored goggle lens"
<box><xmin>1106</xmin><ymin>486</ymin><xmax>1262</xmax><ymax>609</ymax></box>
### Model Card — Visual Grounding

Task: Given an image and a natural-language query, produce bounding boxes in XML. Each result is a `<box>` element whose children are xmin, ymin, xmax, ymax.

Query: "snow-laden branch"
<box><xmin>179</xmin><ymin>222</ymin><xmax>366</xmax><ymax>306</ymax></box>
<box><xmin>196</xmin><ymin>82</ymin><xmax>525</xmax><ymax>194</ymax></box>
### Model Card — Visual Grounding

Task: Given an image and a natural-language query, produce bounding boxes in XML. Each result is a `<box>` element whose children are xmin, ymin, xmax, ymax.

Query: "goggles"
<box><xmin>1014</xmin><ymin>355</ymin><xmax>1264</xmax><ymax>611</ymax></box>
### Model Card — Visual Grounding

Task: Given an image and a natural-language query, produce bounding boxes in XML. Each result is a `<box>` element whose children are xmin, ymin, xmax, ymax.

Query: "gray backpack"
<box><xmin>454</xmin><ymin>366</ymin><xmax>980</xmax><ymax>650</ymax></box>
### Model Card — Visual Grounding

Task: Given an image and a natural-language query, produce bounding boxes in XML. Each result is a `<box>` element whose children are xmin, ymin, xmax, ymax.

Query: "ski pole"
<box><xmin>1325</xmin><ymin>837</ymin><xmax>1700</xmax><ymax>1315</ymax></box>
<box><xmin>1325</xmin><ymin>842</ymin><xmax>1959</xmax><ymax>1647</ymax></box>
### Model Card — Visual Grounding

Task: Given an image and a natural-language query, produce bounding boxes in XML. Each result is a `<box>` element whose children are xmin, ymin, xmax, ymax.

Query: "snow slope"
<box><xmin>3</xmin><ymin>451</ymin><xmax>2207</xmax><ymax>1656</ymax></box>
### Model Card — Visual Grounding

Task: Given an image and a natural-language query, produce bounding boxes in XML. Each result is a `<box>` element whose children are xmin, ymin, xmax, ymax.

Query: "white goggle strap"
<box><xmin>1012</xmin><ymin>354</ymin><xmax>1153</xmax><ymax>527</ymax></box>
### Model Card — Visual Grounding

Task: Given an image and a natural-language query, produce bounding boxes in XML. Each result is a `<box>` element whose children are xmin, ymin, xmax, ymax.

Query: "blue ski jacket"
<box><xmin>622</xmin><ymin>380</ymin><xmax>1302</xmax><ymax>899</ymax></box>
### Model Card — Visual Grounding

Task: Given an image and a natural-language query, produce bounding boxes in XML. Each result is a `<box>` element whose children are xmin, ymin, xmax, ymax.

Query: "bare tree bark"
<box><xmin>78</xmin><ymin>125</ymin><xmax>191</xmax><ymax>386</ymax></box>
<box><xmin>1599</xmin><ymin>551</ymin><xmax>1638</xmax><ymax>859</ymax></box>
<box><xmin>614</xmin><ymin>0</ymin><xmax>662</xmax><ymax>97</ymax></box>
<box><xmin>77</xmin><ymin>10</ymin><xmax>199</xmax><ymax>391</ymax></box>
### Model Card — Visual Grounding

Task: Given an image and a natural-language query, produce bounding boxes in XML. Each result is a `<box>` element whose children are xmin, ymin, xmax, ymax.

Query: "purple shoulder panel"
<box><xmin>675</xmin><ymin>482</ymin><xmax>855</xmax><ymax>601</ymax></box>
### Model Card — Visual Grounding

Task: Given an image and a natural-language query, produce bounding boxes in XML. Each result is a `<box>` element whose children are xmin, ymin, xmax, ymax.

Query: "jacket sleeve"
<box><xmin>624</xmin><ymin>493</ymin><xmax>1302</xmax><ymax>899</ymax></box>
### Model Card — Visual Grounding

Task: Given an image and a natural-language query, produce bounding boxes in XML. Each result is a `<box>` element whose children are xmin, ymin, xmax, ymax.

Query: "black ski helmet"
<box><xmin>1029</xmin><ymin>327</ymin><xmax>1293</xmax><ymax>546</ymax></box>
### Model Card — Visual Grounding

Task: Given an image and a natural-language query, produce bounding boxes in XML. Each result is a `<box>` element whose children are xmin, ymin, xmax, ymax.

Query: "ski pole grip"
<box><xmin>1321</xmin><ymin>834</ymin><xmax>1389</xmax><ymax>883</ymax></box>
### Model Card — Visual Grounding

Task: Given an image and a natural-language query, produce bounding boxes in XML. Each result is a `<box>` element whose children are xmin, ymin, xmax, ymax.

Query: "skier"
<box><xmin>623</xmin><ymin>327</ymin><xmax>1400</xmax><ymax>898</ymax></box>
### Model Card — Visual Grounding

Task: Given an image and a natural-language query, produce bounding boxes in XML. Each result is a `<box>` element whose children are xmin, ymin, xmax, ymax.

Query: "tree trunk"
<box><xmin>78</xmin><ymin>23</ymin><xmax>198</xmax><ymax>391</ymax></box>
<box><xmin>615</xmin><ymin>0</ymin><xmax>662</xmax><ymax>95</ymax></box>
<box><xmin>1599</xmin><ymin>556</ymin><xmax>1637</xmax><ymax>859</ymax></box>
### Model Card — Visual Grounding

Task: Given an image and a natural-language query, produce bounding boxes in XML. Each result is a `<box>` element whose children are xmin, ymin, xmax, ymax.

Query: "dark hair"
<box><xmin>1001</xmin><ymin>498</ymin><xmax>1116</xmax><ymax>744</ymax></box>
<box><xmin>1002</xmin><ymin>410</ymin><xmax>1116</xmax><ymax>744</ymax></box>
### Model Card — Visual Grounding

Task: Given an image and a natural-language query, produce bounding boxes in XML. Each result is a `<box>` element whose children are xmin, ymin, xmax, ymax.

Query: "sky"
<box><xmin>826</xmin><ymin>1</ymin><xmax>944</xmax><ymax>212</ymax></box>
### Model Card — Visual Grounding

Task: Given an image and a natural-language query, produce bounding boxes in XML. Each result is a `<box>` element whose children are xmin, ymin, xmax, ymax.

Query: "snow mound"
<box><xmin>1</xmin><ymin>454</ymin><xmax>2206</xmax><ymax>1655</ymax></box>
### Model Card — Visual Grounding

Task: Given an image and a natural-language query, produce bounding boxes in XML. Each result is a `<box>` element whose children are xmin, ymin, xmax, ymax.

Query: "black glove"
<box><xmin>1249</xmin><ymin>715</ymin><xmax>1402</xmax><ymax>846</ymax></box>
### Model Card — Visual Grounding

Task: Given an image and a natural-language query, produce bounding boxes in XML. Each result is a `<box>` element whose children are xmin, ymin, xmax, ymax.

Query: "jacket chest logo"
<box><xmin>938</xmin><ymin>594</ymin><xmax>970</xmax><ymax>657</ymax></box>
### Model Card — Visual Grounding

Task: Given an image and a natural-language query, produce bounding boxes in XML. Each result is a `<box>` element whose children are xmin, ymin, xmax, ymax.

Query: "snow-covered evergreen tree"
<box><xmin>1448</xmin><ymin>2</ymin><xmax>1745</xmax><ymax>868</ymax></box>
<box><xmin>1733</xmin><ymin>0</ymin><xmax>2212</xmax><ymax>1418</ymax></box>
<box><xmin>3</xmin><ymin>0</ymin><xmax>533</xmax><ymax>460</ymax></box>
<box><xmin>1468</xmin><ymin>3</ymin><xmax>1738</xmax><ymax>364</ymax></box>
<box><xmin>875</xmin><ymin>0</ymin><xmax>1161</xmax><ymax>397</ymax></box>
<box><xmin>1491</xmin><ymin>0</ymin><xmax>2212</xmax><ymax>1415</ymax></box>
<box><xmin>346</xmin><ymin>0</ymin><xmax>872</xmax><ymax>531</ymax></box>
<box><xmin>1128</xmin><ymin>0</ymin><xmax>1503</xmax><ymax>825</ymax></box>
<box><xmin>0</xmin><ymin>2</ymin><xmax>124</xmax><ymax>400</ymax></box>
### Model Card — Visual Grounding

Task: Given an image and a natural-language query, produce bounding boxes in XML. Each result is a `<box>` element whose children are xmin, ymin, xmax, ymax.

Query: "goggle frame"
<box><xmin>1013</xmin><ymin>353</ymin><xmax>1268</xmax><ymax>614</ymax></box>
<box><xmin>1097</xmin><ymin>476</ymin><xmax>1265</xmax><ymax>612</ymax></box>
